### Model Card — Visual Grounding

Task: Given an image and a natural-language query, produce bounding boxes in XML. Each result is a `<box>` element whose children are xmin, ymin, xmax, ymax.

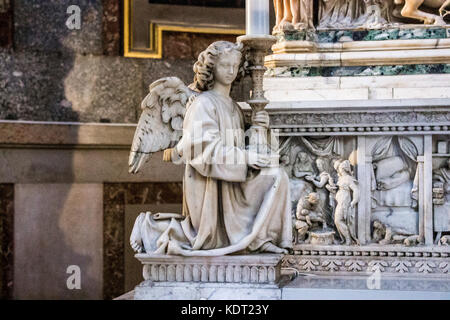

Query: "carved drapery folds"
<box><xmin>273</xmin><ymin>0</ymin><xmax>450</xmax><ymax>32</ymax></box>
<box><xmin>369</xmin><ymin>136</ymin><xmax>422</xmax><ymax>246</ymax></box>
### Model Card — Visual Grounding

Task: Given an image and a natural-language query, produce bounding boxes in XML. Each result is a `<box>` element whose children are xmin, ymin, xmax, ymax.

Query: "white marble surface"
<box><xmin>123</xmin><ymin>275</ymin><xmax>450</xmax><ymax>300</ymax></box>
<box><xmin>134</xmin><ymin>281</ymin><xmax>282</xmax><ymax>300</ymax></box>
<box><xmin>264</xmin><ymin>74</ymin><xmax>450</xmax><ymax>102</ymax></box>
<box><xmin>267</xmin><ymin>39</ymin><xmax>450</xmax><ymax>67</ymax></box>
<box><xmin>282</xmin><ymin>276</ymin><xmax>450</xmax><ymax>300</ymax></box>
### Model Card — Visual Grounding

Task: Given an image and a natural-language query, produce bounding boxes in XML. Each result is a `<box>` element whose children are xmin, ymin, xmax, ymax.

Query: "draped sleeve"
<box><xmin>176</xmin><ymin>94</ymin><xmax>248</xmax><ymax>182</ymax></box>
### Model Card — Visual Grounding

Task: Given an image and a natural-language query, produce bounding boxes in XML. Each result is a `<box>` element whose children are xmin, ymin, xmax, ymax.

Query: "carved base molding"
<box><xmin>132</xmin><ymin>281</ymin><xmax>282</xmax><ymax>300</ymax></box>
<box><xmin>283</xmin><ymin>245</ymin><xmax>450</xmax><ymax>278</ymax></box>
<box><xmin>136</xmin><ymin>254</ymin><xmax>283</xmax><ymax>284</ymax></box>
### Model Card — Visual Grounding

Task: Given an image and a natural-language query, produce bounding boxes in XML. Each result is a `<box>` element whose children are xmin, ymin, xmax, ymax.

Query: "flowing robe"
<box><xmin>134</xmin><ymin>90</ymin><xmax>292</xmax><ymax>256</ymax></box>
<box><xmin>318</xmin><ymin>0</ymin><xmax>364</xmax><ymax>28</ymax></box>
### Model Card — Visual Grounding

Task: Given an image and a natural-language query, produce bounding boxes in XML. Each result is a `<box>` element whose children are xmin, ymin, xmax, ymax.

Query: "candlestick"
<box><xmin>237</xmin><ymin>34</ymin><xmax>277</xmax><ymax>156</ymax></box>
<box><xmin>246</xmin><ymin>0</ymin><xmax>270</xmax><ymax>35</ymax></box>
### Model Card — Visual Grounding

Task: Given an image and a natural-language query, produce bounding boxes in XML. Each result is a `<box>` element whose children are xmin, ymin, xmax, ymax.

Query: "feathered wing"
<box><xmin>128</xmin><ymin>77</ymin><xmax>198</xmax><ymax>174</ymax></box>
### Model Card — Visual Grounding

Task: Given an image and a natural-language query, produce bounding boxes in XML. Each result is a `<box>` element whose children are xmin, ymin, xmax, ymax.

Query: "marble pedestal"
<box><xmin>130</xmin><ymin>254</ymin><xmax>286</xmax><ymax>300</ymax></box>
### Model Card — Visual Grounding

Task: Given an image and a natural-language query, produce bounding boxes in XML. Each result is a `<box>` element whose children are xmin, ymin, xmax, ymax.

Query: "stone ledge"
<box><xmin>122</xmin><ymin>275</ymin><xmax>450</xmax><ymax>300</ymax></box>
<box><xmin>266</xmin><ymin>47</ymin><xmax>450</xmax><ymax>68</ymax></box>
<box><xmin>262</xmin><ymin>102</ymin><xmax>450</xmax><ymax>136</ymax></box>
<box><xmin>267</xmin><ymin>37</ymin><xmax>450</xmax><ymax>68</ymax></box>
<box><xmin>0</xmin><ymin>120</ymin><xmax>136</xmax><ymax>147</ymax></box>
<box><xmin>135</xmin><ymin>254</ymin><xmax>283</xmax><ymax>285</ymax></box>
<box><xmin>133</xmin><ymin>281</ymin><xmax>282</xmax><ymax>300</ymax></box>
<box><xmin>277</xmin><ymin>26</ymin><xmax>450</xmax><ymax>43</ymax></box>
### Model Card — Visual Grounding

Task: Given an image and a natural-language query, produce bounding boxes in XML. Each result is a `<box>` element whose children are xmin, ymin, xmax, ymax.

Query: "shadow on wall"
<box><xmin>14</xmin><ymin>184</ymin><xmax>102</xmax><ymax>300</ymax></box>
<box><xmin>0</xmin><ymin>0</ymin><xmax>84</xmax><ymax>122</ymax></box>
<box><xmin>0</xmin><ymin>0</ymin><xmax>107</xmax><ymax>300</ymax></box>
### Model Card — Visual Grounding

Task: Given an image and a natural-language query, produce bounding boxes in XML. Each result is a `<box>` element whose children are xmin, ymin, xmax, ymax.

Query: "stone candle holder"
<box><xmin>237</xmin><ymin>34</ymin><xmax>277</xmax><ymax>156</ymax></box>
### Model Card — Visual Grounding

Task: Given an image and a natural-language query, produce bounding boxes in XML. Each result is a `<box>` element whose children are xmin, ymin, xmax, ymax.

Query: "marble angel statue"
<box><xmin>129</xmin><ymin>41</ymin><xmax>292</xmax><ymax>257</ymax></box>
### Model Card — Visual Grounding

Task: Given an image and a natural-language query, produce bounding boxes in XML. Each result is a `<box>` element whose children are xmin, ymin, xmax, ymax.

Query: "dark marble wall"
<box><xmin>0</xmin><ymin>184</ymin><xmax>13</xmax><ymax>300</ymax></box>
<box><xmin>0</xmin><ymin>0</ymin><xmax>13</xmax><ymax>48</ymax></box>
<box><xmin>102</xmin><ymin>0</ymin><xmax>120</xmax><ymax>56</ymax></box>
<box><xmin>163</xmin><ymin>31</ymin><xmax>238</xmax><ymax>60</ymax></box>
<box><xmin>103</xmin><ymin>182</ymin><xmax>182</xmax><ymax>300</ymax></box>
<box><xmin>0</xmin><ymin>0</ymin><xmax>240</xmax><ymax>123</ymax></box>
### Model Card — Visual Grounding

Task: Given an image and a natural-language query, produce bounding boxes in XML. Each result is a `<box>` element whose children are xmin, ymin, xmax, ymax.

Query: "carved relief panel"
<box><xmin>365</xmin><ymin>136</ymin><xmax>424</xmax><ymax>247</ymax></box>
<box><xmin>432</xmin><ymin>136</ymin><xmax>450</xmax><ymax>245</ymax></box>
<box><xmin>278</xmin><ymin>134</ymin><xmax>441</xmax><ymax>249</ymax></box>
<box><xmin>279</xmin><ymin>136</ymin><xmax>359</xmax><ymax>246</ymax></box>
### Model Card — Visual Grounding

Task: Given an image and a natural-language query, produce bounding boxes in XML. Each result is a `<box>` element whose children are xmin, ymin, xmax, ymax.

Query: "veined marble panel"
<box><xmin>103</xmin><ymin>182</ymin><xmax>183</xmax><ymax>300</ymax></box>
<box><xmin>266</xmin><ymin>64</ymin><xmax>450</xmax><ymax>78</ymax></box>
<box><xmin>0</xmin><ymin>184</ymin><xmax>13</xmax><ymax>299</ymax></box>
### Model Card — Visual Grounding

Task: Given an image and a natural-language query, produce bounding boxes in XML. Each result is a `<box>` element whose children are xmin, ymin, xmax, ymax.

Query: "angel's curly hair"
<box><xmin>191</xmin><ymin>41</ymin><xmax>249</xmax><ymax>92</ymax></box>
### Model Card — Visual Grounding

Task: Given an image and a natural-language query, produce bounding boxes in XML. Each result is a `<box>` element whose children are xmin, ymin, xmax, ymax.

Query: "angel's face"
<box><xmin>213</xmin><ymin>51</ymin><xmax>241</xmax><ymax>86</ymax></box>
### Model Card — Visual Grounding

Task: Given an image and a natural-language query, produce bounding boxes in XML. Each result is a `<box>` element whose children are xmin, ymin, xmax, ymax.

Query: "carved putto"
<box><xmin>295</xmin><ymin>192</ymin><xmax>327</xmax><ymax>242</ymax></box>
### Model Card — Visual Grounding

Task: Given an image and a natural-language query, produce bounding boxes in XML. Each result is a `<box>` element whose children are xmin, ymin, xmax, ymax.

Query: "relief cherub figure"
<box><xmin>295</xmin><ymin>192</ymin><xmax>326</xmax><ymax>243</ymax></box>
<box><xmin>304</xmin><ymin>157</ymin><xmax>337</xmax><ymax>227</ymax></box>
<box><xmin>129</xmin><ymin>41</ymin><xmax>292</xmax><ymax>256</ymax></box>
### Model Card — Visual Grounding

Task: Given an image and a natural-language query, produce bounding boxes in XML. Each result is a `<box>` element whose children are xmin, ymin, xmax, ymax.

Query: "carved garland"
<box><xmin>283</xmin><ymin>255</ymin><xmax>450</xmax><ymax>276</ymax></box>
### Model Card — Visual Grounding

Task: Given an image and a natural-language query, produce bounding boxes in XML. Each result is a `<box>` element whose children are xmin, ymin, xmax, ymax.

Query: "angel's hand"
<box><xmin>246</xmin><ymin>150</ymin><xmax>270</xmax><ymax>169</ymax></box>
<box><xmin>252</xmin><ymin>110</ymin><xmax>270</xmax><ymax>129</ymax></box>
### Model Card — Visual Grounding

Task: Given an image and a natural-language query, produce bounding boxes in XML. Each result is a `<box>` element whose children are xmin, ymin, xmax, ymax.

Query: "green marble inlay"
<box><xmin>266</xmin><ymin>64</ymin><xmax>450</xmax><ymax>78</ymax></box>
<box><xmin>278</xmin><ymin>27</ymin><xmax>449</xmax><ymax>43</ymax></box>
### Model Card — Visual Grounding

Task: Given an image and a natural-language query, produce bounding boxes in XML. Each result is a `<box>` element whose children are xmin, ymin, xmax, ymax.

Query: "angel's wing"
<box><xmin>128</xmin><ymin>77</ymin><xmax>198</xmax><ymax>174</ymax></box>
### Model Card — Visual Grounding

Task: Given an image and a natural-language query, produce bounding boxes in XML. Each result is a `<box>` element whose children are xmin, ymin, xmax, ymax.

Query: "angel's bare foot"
<box><xmin>261</xmin><ymin>242</ymin><xmax>288</xmax><ymax>254</ymax></box>
<box><xmin>293</xmin><ymin>22</ymin><xmax>307</xmax><ymax>30</ymax></box>
<box><xmin>130</xmin><ymin>212</ymin><xmax>146</xmax><ymax>253</ymax></box>
<box><xmin>280</xmin><ymin>20</ymin><xmax>294</xmax><ymax>31</ymax></box>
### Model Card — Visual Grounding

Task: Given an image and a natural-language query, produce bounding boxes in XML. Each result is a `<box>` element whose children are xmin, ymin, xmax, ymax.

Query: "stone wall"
<box><xmin>0</xmin><ymin>0</ymin><xmax>241</xmax><ymax>299</ymax></box>
<box><xmin>0</xmin><ymin>0</ymin><xmax>242</xmax><ymax>123</ymax></box>
<box><xmin>0</xmin><ymin>121</ymin><xmax>185</xmax><ymax>299</ymax></box>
